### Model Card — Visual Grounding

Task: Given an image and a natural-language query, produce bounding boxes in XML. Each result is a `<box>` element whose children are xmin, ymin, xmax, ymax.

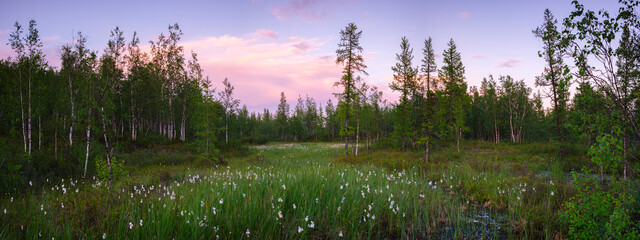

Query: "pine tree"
<box><xmin>335</xmin><ymin>23</ymin><xmax>367</xmax><ymax>157</ymax></box>
<box><xmin>390</xmin><ymin>36</ymin><xmax>418</xmax><ymax>151</ymax></box>
<box><xmin>276</xmin><ymin>92</ymin><xmax>289</xmax><ymax>140</ymax></box>
<box><xmin>420</xmin><ymin>37</ymin><xmax>437</xmax><ymax>162</ymax></box>
<box><xmin>533</xmin><ymin>9</ymin><xmax>570</xmax><ymax>146</ymax></box>
<box><xmin>439</xmin><ymin>39</ymin><xmax>468</xmax><ymax>152</ymax></box>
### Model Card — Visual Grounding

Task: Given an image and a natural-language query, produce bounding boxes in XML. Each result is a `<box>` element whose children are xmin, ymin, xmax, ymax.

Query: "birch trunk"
<box><xmin>83</xmin><ymin>109</ymin><xmax>90</xmax><ymax>178</ymax></box>
<box><xmin>100</xmin><ymin>106</ymin><xmax>113</xmax><ymax>183</ymax></box>
<box><xmin>69</xmin><ymin>75</ymin><xmax>75</xmax><ymax>148</ymax></box>
<box><xmin>28</xmin><ymin>68</ymin><xmax>32</xmax><ymax>155</ymax></box>
<box><xmin>19</xmin><ymin>70</ymin><xmax>27</xmax><ymax>153</ymax></box>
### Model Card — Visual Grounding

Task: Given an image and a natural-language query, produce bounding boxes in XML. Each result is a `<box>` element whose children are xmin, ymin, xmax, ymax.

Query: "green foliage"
<box><xmin>562</xmin><ymin>174</ymin><xmax>639</xmax><ymax>240</ymax></box>
<box><xmin>588</xmin><ymin>126</ymin><xmax>623</xmax><ymax>174</ymax></box>
<box><xmin>94</xmin><ymin>154</ymin><xmax>126</xmax><ymax>181</ymax></box>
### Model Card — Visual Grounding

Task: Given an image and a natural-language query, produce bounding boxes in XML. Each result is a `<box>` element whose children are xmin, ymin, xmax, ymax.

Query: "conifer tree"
<box><xmin>390</xmin><ymin>36</ymin><xmax>418</xmax><ymax>151</ymax></box>
<box><xmin>335</xmin><ymin>23</ymin><xmax>367</xmax><ymax>157</ymax></box>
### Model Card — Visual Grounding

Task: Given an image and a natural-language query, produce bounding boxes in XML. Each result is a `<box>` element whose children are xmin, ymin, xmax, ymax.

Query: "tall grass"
<box><xmin>1</xmin><ymin>141</ymin><xmax>577</xmax><ymax>239</ymax></box>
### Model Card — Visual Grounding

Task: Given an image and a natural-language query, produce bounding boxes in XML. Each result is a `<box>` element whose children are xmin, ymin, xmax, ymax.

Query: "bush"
<box><xmin>562</xmin><ymin>173</ymin><xmax>639</xmax><ymax>240</ymax></box>
<box><xmin>95</xmin><ymin>154</ymin><xmax>127</xmax><ymax>181</ymax></box>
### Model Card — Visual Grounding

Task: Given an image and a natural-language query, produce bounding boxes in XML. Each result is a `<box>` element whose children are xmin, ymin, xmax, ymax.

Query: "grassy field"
<box><xmin>0</xmin><ymin>141</ymin><xmax>586</xmax><ymax>239</ymax></box>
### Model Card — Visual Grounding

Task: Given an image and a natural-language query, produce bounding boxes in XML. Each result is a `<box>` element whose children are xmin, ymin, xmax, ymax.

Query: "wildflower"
<box><xmin>293</xmin><ymin>203</ymin><xmax>296</xmax><ymax>209</ymax></box>
<box><xmin>305</xmin><ymin>216</ymin><xmax>309</xmax><ymax>222</ymax></box>
<box><xmin>282</xmin><ymin>184</ymin><xmax>286</xmax><ymax>190</ymax></box>
<box><xmin>140</xmin><ymin>219</ymin><xmax>143</xmax><ymax>226</ymax></box>
<box><xmin>298</xmin><ymin>226</ymin><xmax>303</xmax><ymax>233</ymax></box>
<box><xmin>129</xmin><ymin>222</ymin><xmax>133</xmax><ymax>229</ymax></box>
<box><xmin>339</xmin><ymin>231</ymin><xmax>343</xmax><ymax>237</ymax></box>
<box><xmin>61</xmin><ymin>203</ymin><xmax>64</xmax><ymax>209</ymax></box>
<box><xmin>308</xmin><ymin>221</ymin><xmax>315</xmax><ymax>228</ymax></box>
<box><xmin>246</xmin><ymin>229</ymin><xmax>250</xmax><ymax>238</ymax></box>
<box><xmin>278</xmin><ymin>211</ymin><xmax>283</xmax><ymax>219</ymax></box>
<box><xmin>201</xmin><ymin>200</ymin><xmax>205</xmax><ymax>207</ymax></box>
<box><xmin>219</xmin><ymin>199</ymin><xmax>224</xmax><ymax>204</ymax></box>
<box><xmin>29</xmin><ymin>181</ymin><xmax>32</xmax><ymax>186</ymax></box>
<box><xmin>551</xmin><ymin>191</ymin><xmax>554</xmax><ymax>196</ymax></box>
<box><xmin>102</xmin><ymin>233</ymin><xmax>106</xmax><ymax>239</ymax></box>
<box><xmin>278</xmin><ymin>197</ymin><xmax>283</xmax><ymax>202</ymax></box>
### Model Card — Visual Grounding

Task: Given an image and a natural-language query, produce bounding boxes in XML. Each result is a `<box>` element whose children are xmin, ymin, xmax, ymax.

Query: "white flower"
<box><xmin>278</xmin><ymin>211</ymin><xmax>283</xmax><ymax>219</ymax></box>
<box><xmin>29</xmin><ymin>181</ymin><xmax>32</xmax><ymax>186</ymax></box>
<box><xmin>61</xmin><ymin>203</ymin><xmax>64</xmax><ymax>209</ymax></box>
<box><xmin>308</xmin><ymin>221</ymin><xmax>315</xmax><ymax>228</ymax></box>
<box><xmin>293</xmin><ymin>203</ymin><xmax>296</xmax><ymax>209</ymax></box>
<box><xmin>219</xmin><ymin>199</ymin><xmax>224</xmax><ymax>204</ymax></box>
<box><xmin>551</xmin><ymin>191</ymin><xmax>554</xmax><ymax>196</ymax></box>
<box><xmin>305</xmin><ymin>216</ymin><xmax>309</xmax><ymax>222</ymax></box>
<box><xmin>139</xmin><ymin>219</ymin><xmax>143</xmax><ymax>226</ymax></box>
<box><xmin>4</xmin><ymin>209</ymin><xmax>6</xmax><ymax>214</ymax></box>
<box><xmin>282</xmin><ymin>184</ymin><xmax>286</xmax><ymax>190</ymax></box>
<box><xmin>102</xmin><ymin>233</ymin><xmax>106</xmax><ymax>239</ymax></box>
<box><xmin>246</xmin><ymin>229</ymin><xmax>250</xmax><ymax>237</ymax></box>
<box><xmin>129</xmin><ymin>222</ymin><xmax>133</xmax><ymax>229</ymax></box>
<box><xmin>297</xmin><ymin>226</ymin><xmax>303</xmax><ymax>233</ymax></box>
<box><xmin>278</xmin><ymin>198</ymin><xmax>283</xmax><ymax>202</ymax></box>
<box><xmin>339</xmin><ymin>231</ymin><xmax>343</xmax><ymax>237</ymax></box>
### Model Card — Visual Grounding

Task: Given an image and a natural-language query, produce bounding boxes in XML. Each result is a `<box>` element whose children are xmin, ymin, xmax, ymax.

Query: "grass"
<box><xmin>0</xmin><ymin>141</ymin><xmax>589</xmax><ymax>239</ymax></box>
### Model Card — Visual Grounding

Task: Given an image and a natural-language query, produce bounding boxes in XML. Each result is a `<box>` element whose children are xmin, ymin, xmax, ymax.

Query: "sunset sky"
<box><xmin>0</xmin><ymin>0</ymin><xmax>619</xmax><ymax>112</ymax></box>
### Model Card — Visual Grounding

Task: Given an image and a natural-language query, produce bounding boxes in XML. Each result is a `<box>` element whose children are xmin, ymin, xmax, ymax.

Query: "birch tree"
<box><xmin>219</xmin><ymin>77</ymin><xmax>239</xmax><ymax>144</ymax></box>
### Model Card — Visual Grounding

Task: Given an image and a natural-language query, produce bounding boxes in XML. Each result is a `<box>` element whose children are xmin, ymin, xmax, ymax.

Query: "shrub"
<box><xmin>94</xmin><ymin>154</ymin><xmax>127</xmax><ymax>181</ymax></box>
<box><xmin>562</xmin><ymin>173</ymin><xmax>639</xmax><ymax>240</ymax></box>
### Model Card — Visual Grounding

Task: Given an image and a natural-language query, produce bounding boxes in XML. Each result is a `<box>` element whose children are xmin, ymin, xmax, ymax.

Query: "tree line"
<box><xmin>1</xmin><ymin>0</ymin><xmax>639</xmax><ymax>187</ymax></box>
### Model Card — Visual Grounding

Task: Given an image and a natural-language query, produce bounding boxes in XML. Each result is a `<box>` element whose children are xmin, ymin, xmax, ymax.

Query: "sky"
<box><xmin>0</xmin><ymin>0</ymin><xmax>621</xmax><ymax>112</ymax></box>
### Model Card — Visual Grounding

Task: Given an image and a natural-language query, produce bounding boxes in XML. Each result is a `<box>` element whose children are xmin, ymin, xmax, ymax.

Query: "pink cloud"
<box><xmin>181</xmin><ymin>32</ymin><xmax>342</xmax><ymax>112</ymax></box>
<box><xmin>456</xmin><ymin>11</ymin><xmax>471</xmax><ymax>19</ymax></box>
<box><xmin>271</xmin><ymin>0</ymin><xmax>348</xmax><ymax>21</ymax></box>
<box><xmin>469</xmin><ymin>54</ymin><xmax>486</xmax><ymax>59</ymax></box>
<box><xmin>256</xmin><ymin>29</ymin><xmax>278</xmax><ymax>39</ymax></box>
<box><xmin>493</xmin><ymin>58</ymin><xmax>522</xmax><ymax>69</ymax></box>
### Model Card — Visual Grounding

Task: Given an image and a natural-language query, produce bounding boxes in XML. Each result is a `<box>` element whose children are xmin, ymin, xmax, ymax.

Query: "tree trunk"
<box><xmin>225</xmin><ymin>115</ymin><xmax>229</xmax><ymax>144</ymax></box>
<box><xmin>19</xmin><ymin>70</ymin><xmax>27</xmax><ymax>153</ymax></box>
<box><xmin>38</xmin><ymin>115</ymin><xmax>41</xmax><ymax>151</ymax></box>
<box><xmin>456</xmin><ymin>128</ymin><xmax>461</xmax><ymax>152</ymax></box>
<box><xmin>69</xmin><ymin>75</ymin><xmax>75</xmax><ymax>148</ymax></box>
<box><xmin>345</xmin><ymin>115</ymin><xmax>349</xmax><ymax>158</ymax></box>
<box><xmin>425</xmin><ymin>128</ymin><xmax>429</xmax><ymax>164</ymax></box>
<box><xmin>355</xmin><ymin>118</ymin><xmax>359</xmax><ymax>156</ymax></box>
<box><xmin>100</xmin><ymin>106</ymin><xmax>113</xmax><ymax>184</ymax></box>
<box><xmin>28</xmin><ymin>68</ymin><xmax>32</xmax><ymax>155</ymax></box>
<box><xmin>83</xmin><ymin>109</ymin><xmax>91</xmax><ymax>178</ymax></box>
<box><xmin>623</xmin><ymin>137</ymin><xmax>627</xmax><ymax>180</ymax></box>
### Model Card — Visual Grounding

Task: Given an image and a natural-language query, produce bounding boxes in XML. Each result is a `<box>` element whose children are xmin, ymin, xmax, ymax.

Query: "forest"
<box><xmin>0</xmin><ymin>0</ymin><xmax>638</xmax><ymax>239</ymax></box>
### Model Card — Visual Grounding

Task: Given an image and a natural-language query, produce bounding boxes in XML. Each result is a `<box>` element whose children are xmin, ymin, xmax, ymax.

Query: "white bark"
<box><xmin>69</xmin><ymin>75</ymin><xmax>75</xmax><ymax>148</ymax></box>
<box><xmin>100</xmin><ymin>106</ymin><xmax>113</xmax><ymax>183</ymax></box>
<box><xmin>28</xmin><ymin>70</ymin><xmax>31</xmax><ymax>155</ymax></box>
<box><xmin>19</xmin><ymin>70</ymin><xmax>27</xmax><ymax>153</ymax></box>
<box><xmin>83</xmin><ymin>114</ymin><xmax>90</xmax><ymax>178</ymax></box>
